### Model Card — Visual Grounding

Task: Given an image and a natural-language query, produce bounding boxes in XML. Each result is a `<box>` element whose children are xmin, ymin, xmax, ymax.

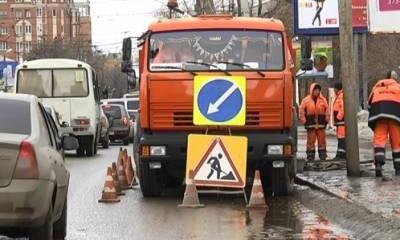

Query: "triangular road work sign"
<box><xmin>192</xmin><ymin>137</ymin><xmax>244</xmax><ymax>188</ymax></box>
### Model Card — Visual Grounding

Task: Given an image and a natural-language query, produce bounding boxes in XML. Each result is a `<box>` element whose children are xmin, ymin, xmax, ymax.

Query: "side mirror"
<box><xmin>62</xmin><ymin>136</ymin><xmax>79</xmax><ymax>151</ymax></box>
<box><xmin>122</xmin><ymin>38</ymin><xmax>133</xmax><ymax>73</ymax></box>
<box><xmin>128</xmin><ymin>70</ymin><xmax>138</xmax><ymax>91</ymax></box>
<box><xmin>61</xmin><ymin>121</ymin><xmax>70</xmax><ymax>128</ymax></box>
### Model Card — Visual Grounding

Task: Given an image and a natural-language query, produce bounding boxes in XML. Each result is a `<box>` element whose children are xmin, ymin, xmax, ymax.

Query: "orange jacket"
<box><xmin>299</xmin><ymin>83</ymin><xmax>330</xmax><ymax>129</ymax></box>
<box><xmin>368</xmin><ymin>79</ymin><xmax>400</xmax><ymax>129</ymax></box>
<box><xmin>333</xmin><ymin>90</ymin><xmax>344</xmax><ymax>126</ymax></box>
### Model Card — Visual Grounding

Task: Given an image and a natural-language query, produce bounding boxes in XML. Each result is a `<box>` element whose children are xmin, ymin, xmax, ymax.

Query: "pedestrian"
<box><xmin>312</xmin><ymin>0</ymin><xmax>325</xmax><ymax>26</ymax></box>
<box><xmin>300</xmin><ymin>83</ymin><xmax>330</xmax><ymax>161</ymax></box>
<box><xmin>368</xmin><ymin>70</ymin><xmax>400</xmax><ymax>177</ymax></box>
<box><xmin>332</xmin><ymin>82</ymin><xmax>346</xmax><ymax>160</ymax></box>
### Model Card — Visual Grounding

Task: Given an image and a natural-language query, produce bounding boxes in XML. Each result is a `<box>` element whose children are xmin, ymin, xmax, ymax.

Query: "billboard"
<box><xmin>293</xmin><ymin>0</ymin><xmax>368</xmax><ymax>35</ymax></box>
<box><xmin>0</xmin><ymin>61</ymin><xmax>18</xmax><ymax>87</ymax></box>
<box><xmin>369</xmin><ymin>0</ymin><xmax>400</xmax><ymax>33</ymax></box>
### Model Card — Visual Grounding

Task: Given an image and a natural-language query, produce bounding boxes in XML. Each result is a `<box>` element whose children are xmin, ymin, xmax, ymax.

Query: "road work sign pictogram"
<box><xmin>193</xmin><ymin>76</ymin><xmax>246</xmax><ymax>126</ymax></box>
<box><xmin>186</xmin><ymin>134</ymin><xmax>248</xmax><ymax>188</ymax></box>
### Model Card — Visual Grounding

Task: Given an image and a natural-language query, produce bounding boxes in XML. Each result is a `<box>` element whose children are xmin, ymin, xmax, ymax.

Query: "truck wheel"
<box><xmin>77</xmin><ymin>145</ymin><xmax>85</xmax><ymax>156</ymax></box>
<box><xmin>54</xmin><ymin>199</ymin><xmax>67</xmax><ymax>239</ymax></box>
<box><xmin>270</xmin><ymin>162</ymin><xmax>294</xmax><ymax>196</ymax></box>
<box><xmin>86</xmin><ymin>139</ymin><xmax>95</xmax><ymax>157</ymax></box>
<box><xmin>138</xmin><ymin>160</ymin><xmax>164</xmax><ymax>197</ymax></box>
<box><xmin>165</xmin><ymin>175</ymin><xmax>183</xmax><ymax>188</ymax></box>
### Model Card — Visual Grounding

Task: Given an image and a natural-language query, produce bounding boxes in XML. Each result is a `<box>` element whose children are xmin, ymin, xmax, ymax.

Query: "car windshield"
<box><xmin>0</xmin><ymin>99</ymin><xmax>31</xmax><ymax>135</ymax></box>
<box><xmin>17</xmin><ymin>69</ymin><xmax>89</xmax><ymax>97</ymax></box>
<box><xmin>103</xmin><ymin>105</ymin><xmax>122</xmax><ymax>119</ymax></box>
<box><xmin>127</xmin><ymin>100</ymin><xmax>139</xmax><ymax>110</ymax></box>
<box><xmin>149</xmin><ymin>30</ymin><xmax>284</xmax><ymax>72</ymax></box>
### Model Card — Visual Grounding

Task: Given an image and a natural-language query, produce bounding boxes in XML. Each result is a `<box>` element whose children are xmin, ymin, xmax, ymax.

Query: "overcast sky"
<box><xmin>84</xmin><ymin>0</ymin><xmax>161</xmax><ymax>53</ymax></box>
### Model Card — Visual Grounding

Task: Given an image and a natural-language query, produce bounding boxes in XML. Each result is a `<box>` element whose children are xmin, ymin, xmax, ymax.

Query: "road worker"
<box><xmin>300</xmin><ymin>83</ymin><xmax>330</xmax><ymax>161</ymax></box>
<box><xmin>368</xmin><ymin>70</ymin><xmax>400</xmax><ymax>177</ymax></box>
<box><xmin>332</xmin><ymin>82</ymin><xmax>346</xmax><ymax>160</ymax></box>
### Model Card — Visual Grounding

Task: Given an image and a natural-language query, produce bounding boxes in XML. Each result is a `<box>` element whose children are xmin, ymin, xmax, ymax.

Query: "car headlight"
<box><xmin>150</xmin><ymin>146</ymin><xmax>166</xmax><ymax>156</ymax></box>
<box><xmin>267</xmin><ymin>145</ymin><xmax>283</xmax><ymax>155</ymax></box>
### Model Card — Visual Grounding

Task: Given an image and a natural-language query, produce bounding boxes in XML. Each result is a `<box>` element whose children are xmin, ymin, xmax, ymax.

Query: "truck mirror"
<box><xmin>301</xmin><ymin>36</ymin><xmax>312</xmax><ymax>59</ymax></box>
<box><xmin>122</xmin><ymin>38</ymin><xmax>132</xmax><ymax>61</ymax></box>
<box><xmin>128</xmin><ymin>70</ymin><xmax>138</xmax><ymax>91</ymax></box>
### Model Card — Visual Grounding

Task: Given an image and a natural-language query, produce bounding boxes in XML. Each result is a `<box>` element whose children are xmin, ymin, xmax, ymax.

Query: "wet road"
<box><xmin>65</xmin><ymin>145</ymin><xmax>352</xmax><ymax>240</ymax></box>
<box><xmin>2</xmin><ymin>143</ymin><xmax>380</xmax><ymax>240</ymax></box>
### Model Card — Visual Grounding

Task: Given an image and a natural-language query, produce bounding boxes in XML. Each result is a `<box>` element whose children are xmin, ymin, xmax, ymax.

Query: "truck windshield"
<box><xmin>17</xmin><ymin>69</ymin><xmax>89</xmax><ymax>98</ymax></box>
<box><xmin>149</xmin><ymin>30</ymin><xmax>284</xmax><ymax>72</ymax></box>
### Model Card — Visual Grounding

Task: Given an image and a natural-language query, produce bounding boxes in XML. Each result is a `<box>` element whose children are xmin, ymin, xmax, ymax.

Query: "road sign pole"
<box><xmin>339</xmin><ymin>0</ymin><xmax>360</xmax><ymax>176</ymax></box>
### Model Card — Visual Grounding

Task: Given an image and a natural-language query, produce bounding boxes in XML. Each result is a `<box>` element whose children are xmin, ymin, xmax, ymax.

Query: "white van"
<box><xmin>15</xmin><ymin>59</ymin><xmax>101</xmax><ymax>156</ymax></box>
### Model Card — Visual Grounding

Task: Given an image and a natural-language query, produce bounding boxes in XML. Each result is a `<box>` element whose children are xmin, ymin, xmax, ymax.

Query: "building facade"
<box><xmin>0</xmin><ymin>0</ymin><xmax>91</xmax><ymax>61</ymax></box>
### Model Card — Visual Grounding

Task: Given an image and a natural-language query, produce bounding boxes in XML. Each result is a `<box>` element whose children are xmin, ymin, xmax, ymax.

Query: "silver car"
<box><xmin>0</xmin><ymin>93</ymin><xmax>78</xmax><ymax>240</ymax></box>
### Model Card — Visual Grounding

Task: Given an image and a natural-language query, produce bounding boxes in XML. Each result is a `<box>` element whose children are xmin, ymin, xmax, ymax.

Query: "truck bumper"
<box><xmin>139</xmin><ymin>131</ymin><xmax>295</xmax><ymax>180</ymax></box>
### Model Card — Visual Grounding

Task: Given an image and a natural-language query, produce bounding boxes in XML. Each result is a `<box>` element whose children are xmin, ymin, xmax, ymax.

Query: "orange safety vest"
<box><xmin>299</xmin><ymin>83</ymin><xmax>330</xmax><ymax>129</ymax></box>
<box><xmin>333</xmin><ymin>90</ymin><xmax>344</xmax><ymax>126</ymax></box>
<box><xmin>368</xmin><ymin>79</ymin><xmax>400</xmax><ymax>130</ymax></box>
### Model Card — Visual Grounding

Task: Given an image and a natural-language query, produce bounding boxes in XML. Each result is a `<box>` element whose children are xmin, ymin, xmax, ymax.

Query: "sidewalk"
<box><xmin>297</xmin><ymin>128</ymin><xmax>400</xmax><ymax>221</ymax></box>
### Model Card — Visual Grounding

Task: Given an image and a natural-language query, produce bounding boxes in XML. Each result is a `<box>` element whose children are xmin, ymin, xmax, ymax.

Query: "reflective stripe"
<box><xmin>369</xmin><ymin>113</ymin><xmax>400</xmax><ymax>124</ymax></box>
<box><xmin>393</xmin><ymin>149</ymin><xmax>400</xmax><ymax>153</ymax></box>
<box><xmin>375</xmin><ymin>152</ymin><xmax>385</xmax><ymax>156</ymax></box>
<box><xmin>335</xmin><ymin>121</ymin><xmax>345</xmax><ymax>126</ymax></box>
<box><xmin>374</xmin><ymin>145</ymin><xmax>386</xmax><ymax>148</ymax></box>
<box><xmin>337</xmin><ymin>149</ymin><xmax>346</xmax><ymax>153</ymax></box>
<box><xmin>394</xmin><ymin>158</ymin><xmax>400</xmax><ymax>163</ymax></box>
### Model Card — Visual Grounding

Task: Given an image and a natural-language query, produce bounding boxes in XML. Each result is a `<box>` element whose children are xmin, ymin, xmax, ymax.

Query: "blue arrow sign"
<box><xmin>197</xmin><ymin>79</ymin><xmax>243</xmax><ymax>122</ymax></box>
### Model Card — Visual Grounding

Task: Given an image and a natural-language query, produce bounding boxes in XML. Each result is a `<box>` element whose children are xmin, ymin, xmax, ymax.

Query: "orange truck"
<box><xmin>122</xmin><ymin>15</ymin><xmax>297</xmax><ymax>197</ymax></box>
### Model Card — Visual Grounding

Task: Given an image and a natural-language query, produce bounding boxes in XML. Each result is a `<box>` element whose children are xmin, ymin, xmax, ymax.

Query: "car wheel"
<box><xmin>123</xmin><ymin>137</ymin><xmax>130</xmax><ymax>146</ymax></box>
<box><xmin>54</xmin><ymin>199</ymin><xmax>67</xmax><ymax>240</ymax></box>
<box><xmin>139</xmin><ymin>159</ymin><xmax>164</xmax><ymax>197</ymax></box>
<box><xmin>86</xmin><ymin>140</ymin><xmax>95</xmax><ymax>157</ymax></box>
<box><xmin>102</xmin><ymin>135</ymin><xmax>109</xmax><ymax>149</ymax></box>
<box><xmin>29</xmin><ymin>204</ymin><xmax>53</xmax><ymax>240</ymax></box>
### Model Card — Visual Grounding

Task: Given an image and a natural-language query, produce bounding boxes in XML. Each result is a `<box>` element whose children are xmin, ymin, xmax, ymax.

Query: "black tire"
<box><xmin>54</xmin><ymin>199</ymin><xmax>67</xmax><ymax>240</ymax></box>
<box><xmin>123</xmin><ymin>137</ymin><xmax>130</xmax><ymax>146</ymax></box>
<box><xmin>29</xmin><ymin>204</ymin><xmax>53</xmax><ymax>240</ymax></box>
<box><xmin>76</xmin><ymin>146</ymin><xmax>85</xmax><ymax>156</ymax></box>
<box><xmin>138</xmin><ymin>159</ymin><xmax>164</xmax><ymax>197</ymax></box>
<box><xmin>86</xmin><ymin>140</ymin><xmax>95</xmax><ymax>157</ymax></box>
<box><xmin>270</xmin><ymin>162</ymin><xmax>294</xmax><ymax>196</ymax></box>
<box><xmin>102</xmin><ymin>135</ymin><xmax>109</xmax><ymax>149</ymax></box>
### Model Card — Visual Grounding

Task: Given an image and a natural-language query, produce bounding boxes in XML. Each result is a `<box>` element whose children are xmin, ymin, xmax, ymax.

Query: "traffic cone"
<box><xmin>178</xmin><ymin>170</ymin><xmax>204</xmax><ymax>208</ymax></box>
<box><xmin>247</xmin><ymin>170</ymin><xmax>268</xmax><ymax>209</ymax></box>
<box><xmin>118</xmin><ymin>161</ymin><xmax>131</xmax><ymax>190</ymax></box>
<box><xmin>126</xmin><ymin>156</ymin><xmax>138</xmax><ymax>186</ymax></box>
<box><xmin>112</xmin><ymin>162</ymin><xmax>125</xmax><ymax>196</ymax></box>
<box><xmin>98</xmin><ymin>167</ymin><xmax>120</xmax><ymax>203</ymax></box>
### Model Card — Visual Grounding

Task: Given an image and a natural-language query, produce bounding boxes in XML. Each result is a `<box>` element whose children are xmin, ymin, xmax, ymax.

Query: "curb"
<box><xmin>295</xmin><ymin>174</ymin><xmax>399</xmax><ymax>221</ymax></box>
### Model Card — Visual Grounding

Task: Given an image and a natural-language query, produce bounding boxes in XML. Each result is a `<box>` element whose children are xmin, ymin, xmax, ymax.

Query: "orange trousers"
<box><xmin>374</xmin><ymin>120</ymin><xmax>400</xmax><ymax>169</ymax></box>
<box><xmin>306</xmin><ymin>129</ymin><xmax>327</xmax><ymax>160</ymax></box>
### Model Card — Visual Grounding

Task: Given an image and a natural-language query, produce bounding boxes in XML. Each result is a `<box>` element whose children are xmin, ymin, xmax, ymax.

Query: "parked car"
<box><xmin>102</xmin><ymin>104</ymin><xmax>131</xmax><ymax>145</ymax></box>
<box><xmin>99</xmin><ymin>107</ymin><xmax>110</xmax><ymax>148</ymax></box>
<box><xmin>101</xmin><ymin>98</ymin><xmax>138</xmax><ymax>141</ymax></box>
<box><xmin>0</xmin><ymin>93</ymin><xmax>78</xmax><ymax>240</ymax></box>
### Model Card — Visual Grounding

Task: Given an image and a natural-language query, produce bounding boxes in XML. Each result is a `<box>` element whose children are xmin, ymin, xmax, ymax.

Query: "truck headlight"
<box><xmin>267</xmin><ymin>145</ymin><xmax>283</xmax><ymax>155</ymax></box>
<box><xmin>150</xmin><ymin>146</ymin><xmax>166</xmax><ymax>156</ymax></box>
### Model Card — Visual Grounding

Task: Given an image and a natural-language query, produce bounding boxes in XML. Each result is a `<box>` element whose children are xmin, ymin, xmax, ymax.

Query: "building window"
<box><xmin>15</xmin><ymin>11</ymin><xmax>22</xmax><ymax>18</ymax></box>
<box><xmin>37</xmin><ymin>22</ymin><xmax>42</xmax><ymax>33</ymax></box>
<box><xmin>0</xmin><ymin>41</ymin><xmax>7</xmax><ymax>50</ymax></box>
<box><xmin>16</xmin><ymin>25</ymin><xmax>23</xmax><ymax>36</ymax></box>
<box><xmin>0</xmin><ymin>26</ymin><xmax>7</xmax><ymax>35</ymax></box>
<box><xmin>36</xmin><ymin>7</ymin><xmax>42</xmax><ymax>17</ymax></box>
<box><xmin>25</xmin><ymin>25</ymin><xmax>31</xmax><ymax>34</ymax></box>
<box><xmin>26</xmin><ymin>41</ymin><xmax>31</xmax><ymax>51</ymax></box>
<box><xmin>52</xmin><ymin>9</ymin><xmax>56</xmax><ymax>17</ymax></box>
<box><xmin>25</xmin><ymin>10</ymin><xmax>30</xmax><ymax>18</ymax></box>
<box><xmin>0</xmin><ymin>0</ymin><xmax>7</xmax><ymax>3</ymax></box>
<box><xmin>16</xmin><ymin>42</ymin><xmax>23</xmax><ymax>52</ymax></box>
<box><xmin>0</xmin><ymin>11</ymin><xmax>7</xmax><ymax>18</ymax></box>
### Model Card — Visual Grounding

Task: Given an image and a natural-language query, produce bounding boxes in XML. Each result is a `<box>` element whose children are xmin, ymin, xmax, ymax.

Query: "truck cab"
<box><xmin>125</xmin><ymin>15</ymin><xmax>297</xmax><ymax>197</ymax></box>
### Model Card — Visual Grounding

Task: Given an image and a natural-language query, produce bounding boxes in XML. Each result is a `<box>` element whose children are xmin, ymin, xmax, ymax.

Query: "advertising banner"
<box><xmin>369</xmin><ymin>0</ymin><xmax>400</xmax><ymax>32</ymax></box>
<box><xmin>293</xmin><ymin>0</ymin><xmax>368</xmax><ymax>35</ymax></box>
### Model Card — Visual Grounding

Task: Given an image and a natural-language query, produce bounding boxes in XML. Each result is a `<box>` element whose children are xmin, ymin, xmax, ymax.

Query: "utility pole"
<box><xmin>339</xmin><ymin>0</ymin><xmax>360</xmax><ymax>176</ymax></box>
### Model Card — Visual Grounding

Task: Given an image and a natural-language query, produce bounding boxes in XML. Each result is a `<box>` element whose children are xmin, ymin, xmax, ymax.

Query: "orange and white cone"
<box><xmin>98</xmin><ymin>167</ymin><xmax>120</xmax><ymax>203</ymax></box>
<box><xmin>112</xmin><ymin>162</ymin><xmax>125</xmax><ymax>196</ymax></box>
<box><xmin>247</xmin><ymin>170</ymin><xmax>268</xmax><ymax>209</ymax></box>
<box><xmin>178</xmin><ymin>170</ymin><xmax>204</xmax><ymax>208</ymax></box>
<box><xmin>126</xmin><ymin>156</ymin><xmax>138</xmax><ymax>186</ymax></box>
<box><xmin>118</xmin><ymin>161</ymin><xmax>131</xmax><ymax>190</ymax></box>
